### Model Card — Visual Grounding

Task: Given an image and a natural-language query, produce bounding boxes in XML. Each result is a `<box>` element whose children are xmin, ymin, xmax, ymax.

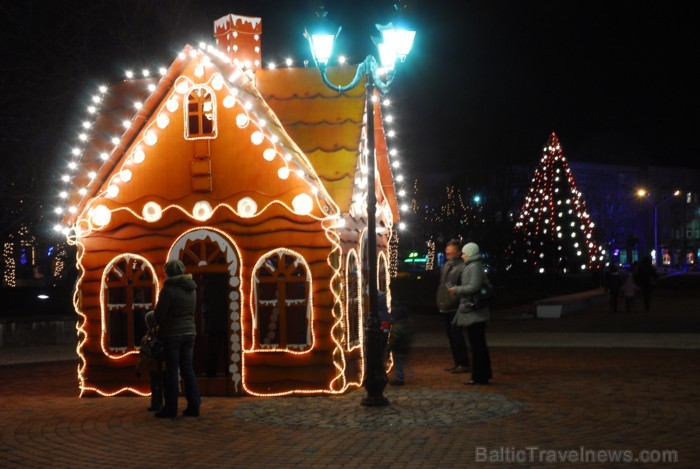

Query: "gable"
<box><xmin>61</xmin><ymin>47</ymin><xmax>338</xmax><ymax>233</ymax></box>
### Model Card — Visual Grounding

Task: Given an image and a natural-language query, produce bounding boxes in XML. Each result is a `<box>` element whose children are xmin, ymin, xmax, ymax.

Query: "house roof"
<box><xmin>256</xmin><ymin>67</ymin><xmax>398</xmax><ymax>221</ymax></box>
<box><xmin>59</xmin><ymin>46</ymin><xmax>398</xmax><ymax>228</ymax></box>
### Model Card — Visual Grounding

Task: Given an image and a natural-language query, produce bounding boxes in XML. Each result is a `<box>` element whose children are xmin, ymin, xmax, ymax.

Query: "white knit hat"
<box><xmin>462</xmin><ymin>242</ymin><xmax>480</xmax><ymax>257</ymax></box>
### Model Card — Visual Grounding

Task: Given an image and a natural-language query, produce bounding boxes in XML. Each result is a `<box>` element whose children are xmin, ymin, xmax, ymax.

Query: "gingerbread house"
<box><xmin>57</xmin><ymin>13</ymin><xmax>400</xmax><ymax>397</ymax></box>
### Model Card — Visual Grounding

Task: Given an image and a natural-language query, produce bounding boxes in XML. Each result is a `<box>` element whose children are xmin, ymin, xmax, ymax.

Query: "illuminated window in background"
<box><xmin>186</xmin><ymin>86</ymin><xmax>216</xmax><ymax>139</ymax></box>
<box><xmin>254</xmin><ymin>250</ymin><xmax>311</xmax><ymax>349</ymax></box>
<box><xmin>104</xmin><ymin>255</ymin><xmax>156</xmax><ymax>351</ymax></box>
<box><xmin>346</xmin><ymin>252</ymin><xmax>360</xmax><ymax>349</ymax></box>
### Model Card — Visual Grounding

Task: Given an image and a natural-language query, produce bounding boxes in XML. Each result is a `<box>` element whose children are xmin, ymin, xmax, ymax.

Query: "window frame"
<box><xmin>185</xmin><ymin>85</ymin><xmax>217</xmax><ymax>140</ymax></box>
<box><xmin>252</xmin><ymin>249</ymin><xmax>313</xmax><ymax>351</ymax></box>
<box><xmin>345</xmin><ymin>250</ymin><xmax>361</xmax><ymax>350</ymax></box>
<box><xmin>101</xmin><ymin>254</ymin><xmax>158</xmax><ymax>357</ymax></box>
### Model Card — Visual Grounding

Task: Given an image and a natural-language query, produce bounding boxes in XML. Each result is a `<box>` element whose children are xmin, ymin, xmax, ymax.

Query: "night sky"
<box><xmin>4</xmin><ymin>0</ymin><xmax>700</xmax><ymax>181</ymax></box>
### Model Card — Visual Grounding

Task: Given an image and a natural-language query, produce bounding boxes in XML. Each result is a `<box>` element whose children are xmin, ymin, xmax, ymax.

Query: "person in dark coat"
<box><xmin>604</xmin><ymin>265</ymin><xmax>622</xmax><ymax>312</ymax></box>
<box><xmin>436</xmin><ymin>239</ymin><xmax>470</xmax><ymax>374</ymax></box>
<box><xmin>635</xmin><ymin>256</ymin><xmax>658</xmax><ymax>312</ymax></box>
<box><xmin>387</xmin><ymin>300</ymin><xmax>414</xmax><ymax>386</ymax></box>
<box><xmin>154</xmin><ymin>260</ymin><xmax>201</xmax><ymax>418</ymax></box>
<box><xmin>135</xmin><ymin>311</ymin><xmax>165</xmax><ymax>411</ymax></box>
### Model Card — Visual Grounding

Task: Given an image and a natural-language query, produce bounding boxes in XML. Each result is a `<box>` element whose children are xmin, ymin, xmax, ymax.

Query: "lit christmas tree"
<box><xmin>506</xmin><ymin>132</ymin><xmax>605</xmax><ymax>274</ymax></box>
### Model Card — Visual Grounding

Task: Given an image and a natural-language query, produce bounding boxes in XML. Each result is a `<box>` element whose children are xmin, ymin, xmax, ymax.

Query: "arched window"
<box><xmin>378</xmin><ymin>251</ymin><xmax>389</xmax><ymax>293</ymax></box>
<box><xmin>254</xmin><ymin>250</ymin><xmax>311</xmax><ymax>349</ymax></box>
<box><xmin>103</xmin><ymin>255</ymin><xmax>157</xmax><ymax>352</ymax></box>
<box><xmin>186</xmin><ymin>86</ymin><xmax>216</xmax><ymax>139</ymax></box>
<box><xmin>345</xmin><ymin>251</ymin><xmax>361</xmax><ymax>349</ymax></box>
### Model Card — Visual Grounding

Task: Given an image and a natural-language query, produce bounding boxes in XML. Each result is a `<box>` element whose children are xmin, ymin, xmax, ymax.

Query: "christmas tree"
<box><xmin>506</xmin><ymin>132</ymin><xmax>605</xmax><ymax>274</ymax></box>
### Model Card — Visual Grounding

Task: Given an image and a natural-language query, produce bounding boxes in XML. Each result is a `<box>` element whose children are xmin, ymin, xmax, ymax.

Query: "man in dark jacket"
<box><xmin>436</xmin><ymin>239</ymin><xmax>470</xmax><ymax>373</ymax></box>
<box><xmin>154</xmin><ymin>260</ymin><xmax>201</xmax><ymax>418</ymax></box>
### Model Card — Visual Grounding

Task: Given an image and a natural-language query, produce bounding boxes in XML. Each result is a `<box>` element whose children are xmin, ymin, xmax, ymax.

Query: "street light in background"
<box><xmin>636</xmin><ymin>189</ymin><xmax>681</xmax><ymax>266</ymax></box>
<box><xmin>306</xmin><ymin>4</ymin><xmax>415</xmax><ymax>407</ymax></box>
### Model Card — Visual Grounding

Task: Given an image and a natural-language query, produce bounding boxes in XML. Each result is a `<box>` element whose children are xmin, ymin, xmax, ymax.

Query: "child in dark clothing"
<box><xmin>387</xmin><ymin>301</ymin><xmax>414</xmax><ymax>386</ymax></box>
<box><xmin>135</xmin><ymin>311</ymin><xmax>165</xmax><ymax>411</ymax></box>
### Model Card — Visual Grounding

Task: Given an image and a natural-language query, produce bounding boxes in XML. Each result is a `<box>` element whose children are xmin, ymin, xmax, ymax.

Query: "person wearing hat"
<box><xmin>448</xmin><ymin>242</ymin><xmax>493</xmax><ymax>385</ymax></box>
<box><xmin>153</xmin><ymin>259</ymin><xmax>201</xmax><ymax>418</ymax></box>
<box><xmin>435</xmin><ymin>239</ymin><xmax>471</xmax><ymax>374</ymax></box>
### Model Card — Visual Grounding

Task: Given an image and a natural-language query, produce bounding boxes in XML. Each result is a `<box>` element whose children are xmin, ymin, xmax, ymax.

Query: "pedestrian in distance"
<box><xmin>605</xmin><ymin>265</ymin><xmax>622</xmax><ymax>312</ymax></box>
<box><xmin>135</xmin><ymin>311</ymin><xmax>165</xmax><ymax>412</ymax></box>
<box><xmin>621</xmin><ymin>271</ymin><xmax>637</xmax><ymax>313</ymax></box>
<box><xmin>448</xmin><ymin>242</ymin><xmax>492</xmax><ymax>385</ymax></box>
<box><xmin>435</xmin><ymin>239</ymin><xmax>471</xmax><ymax>374</ymax></box>
<box><xmin>635</xmin><ymin>256</ymin><xmax>658</xmax><ymax>312</ymax></box>
<box><xmin>154</xmin><ymin>260</ymin><xmax>201</xmax><ymax>418</ymax></box>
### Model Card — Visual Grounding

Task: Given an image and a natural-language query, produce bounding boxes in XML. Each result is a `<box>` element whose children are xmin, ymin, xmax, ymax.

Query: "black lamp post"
<box><xmin>306</xmin><ymin>6</ymin><xmax>415</xmax><ymax>407</ymax></box>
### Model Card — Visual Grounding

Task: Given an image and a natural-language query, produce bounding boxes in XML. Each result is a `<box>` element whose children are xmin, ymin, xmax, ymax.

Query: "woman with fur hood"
<box><xmin>448</xmin><ymin>243</ymin><xmax>493</xmax><ymax>385</ymax></box>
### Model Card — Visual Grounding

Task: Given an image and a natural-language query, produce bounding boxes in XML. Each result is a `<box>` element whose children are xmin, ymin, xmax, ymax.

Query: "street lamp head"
<box><xmin>375</xmin><ymin>22</ymin><xmax>415</xmax><ymax>68</ymax></box>
<box><xmin>304</xmin><ymin>7</ymin><xmax>340</xmax><ymax>68</ymax></box>
<box><xmin>636</xmin><ymin>189</ymin><xmax>647</xmax><ymax>198</ymax></box>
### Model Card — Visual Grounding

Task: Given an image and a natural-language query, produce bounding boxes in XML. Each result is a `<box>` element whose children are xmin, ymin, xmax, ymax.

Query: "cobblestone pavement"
<box><xmin>1</xmin><ymin>346</ymin><xmax>698</xmax><ymax>468</ymax></box>
<box><xmin>2</xmin><ymin>275</ymin><xmax>698</xmax><ymax>467</ymax></box>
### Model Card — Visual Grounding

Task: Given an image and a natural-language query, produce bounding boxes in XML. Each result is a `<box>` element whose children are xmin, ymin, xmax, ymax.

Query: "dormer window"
<box><xmin>186</xmin><ymin>86</ymin><xmax>217</xmax><ymax>139</ymax></box>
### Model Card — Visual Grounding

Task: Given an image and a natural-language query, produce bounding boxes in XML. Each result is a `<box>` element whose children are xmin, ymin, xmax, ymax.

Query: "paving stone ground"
<box><xmin>1</xmin><ymin>345</ymin><xmax>698</xmax><ymax>468</ymax></box>
<box><xmin>2</xmin><ymin>273</ymin><xmax>698</xmax><ymax>467</ymax></box>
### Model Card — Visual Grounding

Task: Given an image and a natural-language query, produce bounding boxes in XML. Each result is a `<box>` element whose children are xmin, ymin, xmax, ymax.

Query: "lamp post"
<box><xmin>306</xmin><ymin>6</ymin><xmax>415</xmax><ymax>407</ymax></box>
<box><xmin>636</xmin><ymin>189</ymin><xmax>680</xmax><ymax>266</ymax></box>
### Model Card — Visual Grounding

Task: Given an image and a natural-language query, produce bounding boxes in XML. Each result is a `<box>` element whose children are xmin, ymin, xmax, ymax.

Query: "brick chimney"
<box><xmin>214</xmin><ymin>14</ymin><xmax>262</xmax><ymax>71</ymax></box>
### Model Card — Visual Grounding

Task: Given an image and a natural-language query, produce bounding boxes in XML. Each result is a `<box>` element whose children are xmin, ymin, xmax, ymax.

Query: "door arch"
<box><xmin>168</xmin><ymin>228</ymin><xmax>242</xmax><ymax>394</ymax></box>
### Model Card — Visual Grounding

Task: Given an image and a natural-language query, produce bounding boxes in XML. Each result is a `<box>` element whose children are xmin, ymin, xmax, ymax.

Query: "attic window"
<box><xmin>186</xmin><ymin>86</ymin><xmax>217</xmax><ymax>139</ymax></box>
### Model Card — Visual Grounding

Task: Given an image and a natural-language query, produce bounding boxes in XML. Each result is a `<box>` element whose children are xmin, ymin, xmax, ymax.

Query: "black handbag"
<box><xmin>470</xmin><ymin>279</ymin><xmax>495</xmax><ymax>310</ymax></box>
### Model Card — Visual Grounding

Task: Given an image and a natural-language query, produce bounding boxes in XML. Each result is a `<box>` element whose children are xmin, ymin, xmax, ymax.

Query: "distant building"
<box><xmin>566</xmin><ymin>163</ymin><xmax>700</xmax><ymax>268</ymax></box>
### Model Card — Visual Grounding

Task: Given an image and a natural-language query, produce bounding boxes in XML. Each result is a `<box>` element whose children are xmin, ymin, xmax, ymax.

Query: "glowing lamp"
<box><xmin>251</xmin><ymin>131</ymin><xmax>264</xmax><ymax>145</ymax></box>
<box><xmin>212</xmin><ymin>74</ymin><xmax>224</xmax><ymax>90</ymax></box>
<box><xmin>106</xmin><ymin>184</ymin><xmax>119</xmax><ymax>198</ymax></box>
<box><xmin>193</xmin><ymin>201</ymin><xmax>213</xmax><ymax>221</ymax></box>
<box><xmin>166</xmin><ymin>98</ymin><xmax>179</xmax><ymax>112</ymax></box>
<box><xmin>292</xmin><ymin>193</ymin><xmax>314</xmax><ymax>215</ymax></box>
<box><xmin>309</xmin><ymin>33</ymin><xmax>335</xmax><ymax>66</ymax></box>
<box><xmin>236</xmin><ymin>114</ymin><xmax>249</xmax><ymax>128</ymax></box>
<box><xmin>175</xmin><ymin>80</ymin><xmax>189</xmax><ymax>94</ymax></box>
<box><xmin>142</xmin><ymin>202</ymin><xmax>163</xmax><ymax>222</ymax></box>
<box><xmin>144</xmin><ymin>130</ymin><xmax>158</xmax><ymax>146</ymax></box>
<box><xmin>237</xmin><ymin>197</ymin><xmax>258</xmax><ymax>218</ymax></box>
<box><xmin>156</xmin><ymin>114</ymin><xmax>170</xmax><ymax>129</ymax></box>
<box><xmin>132</xmin><ymin>148</ymin><xmax>146</xmax><ymax>164</ymax></box>
<box><xmin>91</xmin><ymin>205</ymin><xmax>111</xmax><ymax>227</ymax></box>
<box><xmin>223</xmin><ymin>96</ymin><xmax>236</xmax><ymax>108</ymax></box>
<box><xmin>263</xmin><ymin>148</ymin><xmax>276</xmax><ymax>161</ymax></box>
<box><xmin>377</xmin><ymin>43</ymin><xmax>397</xmax><ymax>71</ymax></box>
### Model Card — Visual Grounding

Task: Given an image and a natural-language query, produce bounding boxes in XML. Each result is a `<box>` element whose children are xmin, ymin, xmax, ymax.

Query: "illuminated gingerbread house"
<box><xmin>57</xmin><ymin>14</ymin><xmax>401</xmax><ymax>397</ymax></box>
